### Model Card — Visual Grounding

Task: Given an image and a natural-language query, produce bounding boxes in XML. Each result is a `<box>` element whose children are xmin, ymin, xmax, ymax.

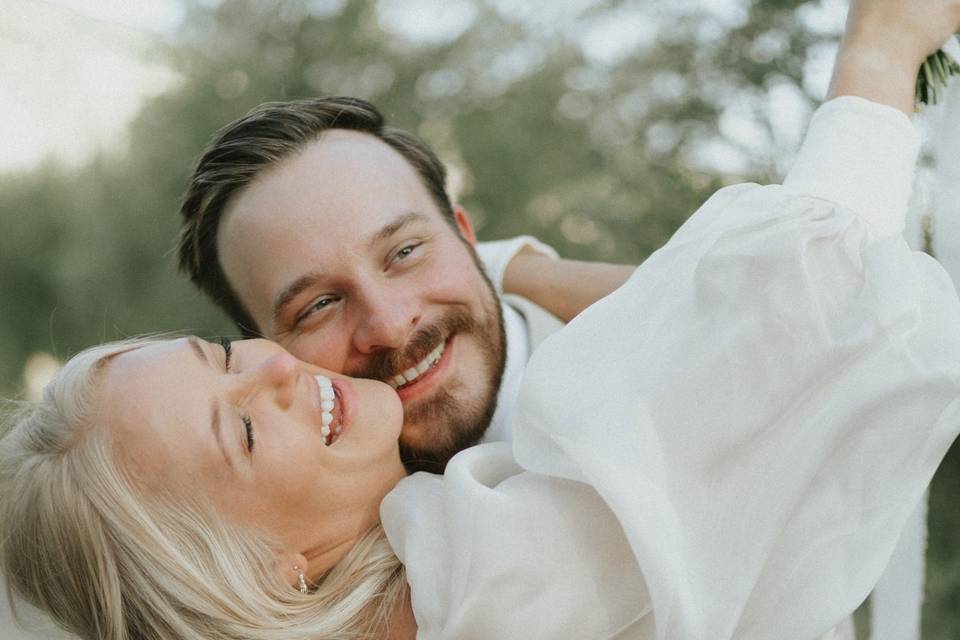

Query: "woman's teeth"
<box><xmin>388</xmin><ymin>342</ymin><xmax>445</xmax><ymax>389</ymax></box>
<box><xmin>314</xmin><ymin>375</ymin><xmax>341</xmax><ymax>444</ymax></box>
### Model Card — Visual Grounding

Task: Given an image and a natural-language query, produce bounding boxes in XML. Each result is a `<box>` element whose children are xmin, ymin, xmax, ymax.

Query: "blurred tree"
<box><xmin>1</xmin><ymin>0</ymin><xmax>831</xmax><ymax>389</ymax></box>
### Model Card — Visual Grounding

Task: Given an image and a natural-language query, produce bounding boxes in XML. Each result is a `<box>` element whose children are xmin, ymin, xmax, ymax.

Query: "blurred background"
<box><xmin>2</xmin><ymin>0</ymin><xmax>960</xmax><ymax>637</ymax></box>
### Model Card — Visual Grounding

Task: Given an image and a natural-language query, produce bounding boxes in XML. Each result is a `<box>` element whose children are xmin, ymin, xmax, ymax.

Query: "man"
<box><xmin>176</xmin><ymin>96</ymin><xmax>628</xmax><ymax>472</ymax></box>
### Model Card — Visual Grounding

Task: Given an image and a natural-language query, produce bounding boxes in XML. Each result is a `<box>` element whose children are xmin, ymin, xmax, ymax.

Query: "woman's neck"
<box><xmin>387</xmin><ymin>586</ymin><xmax>417</xmax><ymax>640</ymax></box>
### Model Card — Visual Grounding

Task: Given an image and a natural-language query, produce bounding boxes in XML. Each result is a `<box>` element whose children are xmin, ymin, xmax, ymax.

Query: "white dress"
<box><xmin>381</xmin><ymin>97</ymin><xmax>960</xmax><ymax>639</ymax></box>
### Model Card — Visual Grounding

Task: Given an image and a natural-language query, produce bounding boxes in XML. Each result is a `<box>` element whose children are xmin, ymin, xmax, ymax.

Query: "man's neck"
<box><xmin>482</xmin><ymin>301</ymin><xmax>531</xmax><ymax>444</ymax></box>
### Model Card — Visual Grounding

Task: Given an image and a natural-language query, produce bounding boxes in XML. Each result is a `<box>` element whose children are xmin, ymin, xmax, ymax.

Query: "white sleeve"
<box><xmin>512</xmin><ymin>98</ymin><xmax>958</xmax><ymax>639</ymax></box>
<box><xmin>783</xmin><ymin>96</ymin><xmax>920</xmax><ymax>237</ymax></box>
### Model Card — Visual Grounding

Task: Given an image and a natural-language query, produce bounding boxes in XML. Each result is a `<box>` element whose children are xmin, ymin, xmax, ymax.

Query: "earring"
<box><xmin>294</xmin><ymin>565</ymin><xmax>308</xmax><ymax>594</ymax></box>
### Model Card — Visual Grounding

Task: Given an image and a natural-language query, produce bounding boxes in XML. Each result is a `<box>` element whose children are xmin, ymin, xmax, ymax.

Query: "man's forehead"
<box><xmin>222</xmin><ymin>130</ymin><xmax>440</xmax><ymax>232</ymax></box>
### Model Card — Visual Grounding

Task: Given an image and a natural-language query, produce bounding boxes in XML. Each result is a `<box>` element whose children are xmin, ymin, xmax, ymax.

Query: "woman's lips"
<box><xmin>312</xmin><ymin>374</ymin><xmax>352</xmax><ymax>446</ymax></box>
<box><xmin>328</xmin><ymin>378</ymin><xmax>354</xmax><ymax>445</ymax></box>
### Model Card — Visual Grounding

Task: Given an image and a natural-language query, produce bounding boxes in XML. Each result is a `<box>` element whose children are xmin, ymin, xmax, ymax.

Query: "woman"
<box><xmin>4</xmin><ymin>1</ymin><xmax>960</xmax><ymax>638</ymax></box>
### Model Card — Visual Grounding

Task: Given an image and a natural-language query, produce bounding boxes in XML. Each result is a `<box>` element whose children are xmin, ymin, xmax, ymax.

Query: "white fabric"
<box><xmin>868</xmin><ymin>63</ymin><xmax>960</xmax><ymax>640</ymax></box>
<box><xmin>870</xmin><ymin>492</ymin><xmax>928</xmax><ymax>640</ymax></box>
<box><xmin>482</xmin><ymin>302</ymin><xmax>532</xmax><ymax>443</ymax></box>
<box><xmin>783</xmin><ymin>97</ymin><xmax>919</xmax><ymax>237</ymax></box>
<box><xmin>382</xmin><ymin>97</ymin><xmax>960</xmax><ymax>639</ymax></box>
<box><xmin>942</xmin><ymin>35</ymin><xmax>960</xmax><ymax>68</ymax></box>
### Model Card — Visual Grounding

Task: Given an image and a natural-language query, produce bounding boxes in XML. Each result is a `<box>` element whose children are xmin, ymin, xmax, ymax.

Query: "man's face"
<box><xmin>217</xmin><ymin>130</ymin><xmax>506</xmax><ymax>471</ymax></box>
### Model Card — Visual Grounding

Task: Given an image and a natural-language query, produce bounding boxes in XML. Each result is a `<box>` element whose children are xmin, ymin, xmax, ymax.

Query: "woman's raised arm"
<box><xmin>502</xmin><ymin>248</ymin><xmax>635</xmax><ymax>323</ymax></box>
<box><xmin>828</xmin><ymin>0</ymin><xmax>960</xmax><ymax>115</ymax></box>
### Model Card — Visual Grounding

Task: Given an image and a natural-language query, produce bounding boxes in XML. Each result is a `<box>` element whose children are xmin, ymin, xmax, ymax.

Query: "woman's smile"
<box><xmin>310</xmin><ymin>374</ymin><xmax>352</xmax><ymax>446</ymax></box>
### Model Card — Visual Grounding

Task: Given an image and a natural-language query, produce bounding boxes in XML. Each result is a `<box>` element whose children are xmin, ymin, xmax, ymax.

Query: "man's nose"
<box><xmin>352</xmin><ymin>291</ymin><xmax>422</xmax><ymax>355</ymax></box>
<box><xmin>240</xmin><ymin>352</ymin><xmax>300</xmax><ymax>409</ymax></box>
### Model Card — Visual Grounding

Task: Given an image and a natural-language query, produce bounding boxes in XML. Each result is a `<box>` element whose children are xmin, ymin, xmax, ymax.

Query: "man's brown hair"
<box><xmin>177</xmin><ymin>96</ymin><xmax>455</xmax><ymax>336</ymax></box>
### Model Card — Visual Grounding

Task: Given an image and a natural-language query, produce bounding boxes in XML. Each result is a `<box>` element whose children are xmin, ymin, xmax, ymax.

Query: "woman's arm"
<box><xmin>502</xmin><ymin>246</ymin><xmax>635</xmax><ymax>323</ymax></box>
<box><xmin>828</xmin><ymin>0</ymin><xmax>960</xmax><ymax>115</ymax></box>
<box><xmin>782</xmin><ymin>0</ymin><xmax>960</xmax><ymax>236</ymax></box>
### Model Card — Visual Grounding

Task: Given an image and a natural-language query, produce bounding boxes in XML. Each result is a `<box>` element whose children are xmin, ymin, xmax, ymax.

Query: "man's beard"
<box><xmin>350</xmin><ymin>277</ymin><xmax>506</xmax><ymax>474</ymax></box>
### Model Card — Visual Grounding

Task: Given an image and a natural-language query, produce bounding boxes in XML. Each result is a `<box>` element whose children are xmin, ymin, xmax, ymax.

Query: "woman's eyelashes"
<box><xmin>217</xmin><ymin>336</ymin><xmax>233</xmax><ymax>371</ymax></box>
<box><xmin>215</xmin><ymin>337</ymin><xmax>254</xmax><ymax>454</ymax></box>
<box><xmin>242</xmin><ymin>414</ymin><xmax>254</xmax><ymax>452</ymax></box>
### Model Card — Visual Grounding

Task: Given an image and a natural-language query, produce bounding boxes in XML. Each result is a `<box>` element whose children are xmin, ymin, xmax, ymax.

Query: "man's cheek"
<box><xmin>427</xmin><ymin>259</ymin><xmax>490</xmax><ymax>301</ymax></box>
<box><xmin>288</xmin><ymin>335</ymin><xmax>349</xmax><ymax>373</ymax></box>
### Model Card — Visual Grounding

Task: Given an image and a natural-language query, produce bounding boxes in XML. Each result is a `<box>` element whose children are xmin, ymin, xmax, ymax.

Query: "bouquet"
<box><xmin>916</xmin><ymin>36</ymin><xmax>960</xmax><ymax>107</ymax></box>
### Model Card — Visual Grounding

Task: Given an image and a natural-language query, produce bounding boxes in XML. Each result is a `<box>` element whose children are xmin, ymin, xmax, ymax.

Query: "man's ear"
<box><xmin>453</xmin><ymin>206</ymin><xmax>477</xmax><ymax>247</ymax></box>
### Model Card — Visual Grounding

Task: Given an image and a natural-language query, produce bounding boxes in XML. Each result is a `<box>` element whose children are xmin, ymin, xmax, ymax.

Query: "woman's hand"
<box><xmin>845</xmin><ymin>0</ymin><xmax>960</xmax><ymax>65</ymax></box>
<box><xmin>502</xmin><ymin>247</ymin><xmax>635</xmax><ymax>323</ymax></box>
<box><xmin>829</xmin><ymin>0</ymin><xmax>960</xmax><ymax>114</ymax></box>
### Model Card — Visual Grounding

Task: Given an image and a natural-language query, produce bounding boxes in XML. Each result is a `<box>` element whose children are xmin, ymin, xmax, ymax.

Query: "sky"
<box><xmin>1</xmin><ymin>0</ymin><xmax>183</xmax><ymax>172</ymax></box>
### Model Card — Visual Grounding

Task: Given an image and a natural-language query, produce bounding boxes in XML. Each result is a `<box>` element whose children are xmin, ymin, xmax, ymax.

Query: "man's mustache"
<box><xmin>348</xmin><ymin>309</ymin><xmax>476</xmax><ymax>382</ymax></box>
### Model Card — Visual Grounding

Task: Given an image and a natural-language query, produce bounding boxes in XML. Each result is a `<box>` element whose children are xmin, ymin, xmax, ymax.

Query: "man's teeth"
<box><xmin>315</xmin><ymin>375</ymin><xmax>335</xmax><ymax>439</ymax></box>
<box><xmin>388</xmin><ymin>342</ymin><xmax>445</xmax><ymax>389</ymax></box>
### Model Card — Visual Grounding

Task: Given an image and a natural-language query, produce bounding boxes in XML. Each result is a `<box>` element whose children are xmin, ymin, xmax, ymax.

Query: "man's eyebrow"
<box><xmin>273</xmin><ymin>271</ymin><xmax>326</xmax><ymax>327</ymax></box>
<box><xmin>210</xmin><ymin>401</ymin><xmax>234</xmax><ymax>469</ymax></box>
<box><xmin>368</xmin><ymin>212</ymin><xmax>429</xmax><ymax>248</ymax></box>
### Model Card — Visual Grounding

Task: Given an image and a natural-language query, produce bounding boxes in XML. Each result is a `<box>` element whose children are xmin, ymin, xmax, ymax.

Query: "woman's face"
<box><xmin>98</xmin><ymin>337</ymin><xmax>405</xmax><ymax>573</ymax></box>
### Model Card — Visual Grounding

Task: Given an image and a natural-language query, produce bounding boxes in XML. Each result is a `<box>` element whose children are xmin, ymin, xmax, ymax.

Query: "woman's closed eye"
<box><xmin>216</xmin><ymin>336</ymin><xmax>255</xmax><ymax>454</ymax></box>
<box><xmin>241</xmin><ymin>414</ymin><xmax>254</xmax><ymax>453</ymax></box>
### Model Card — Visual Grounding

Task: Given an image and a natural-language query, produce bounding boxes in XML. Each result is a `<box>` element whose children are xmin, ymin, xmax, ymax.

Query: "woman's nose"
<box><xmin>242</xmin><ymin>352</ymin><xmax>300</xmax><ymax>408</ymax></box>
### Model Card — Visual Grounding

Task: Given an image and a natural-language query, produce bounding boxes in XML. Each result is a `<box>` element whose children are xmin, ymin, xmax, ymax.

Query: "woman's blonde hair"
<box><xmin>0</xmin><ymin>338</ymin><xmax>406</xmax><ymax>640</ymax></box>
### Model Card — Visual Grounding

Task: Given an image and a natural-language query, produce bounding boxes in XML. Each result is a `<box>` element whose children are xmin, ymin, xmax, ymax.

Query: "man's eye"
<box><xmin>394</xmin><ymin>243</ymin><xmax>421</xmax><ymax>261</ymax></box>
<box><xmin>310</xmin><ymin>297</ymin><xmax>336</xmax><ymax>312</ymax></box>
<box><xmin>295</xmin><ymin>296</ymin><xmax>338</xmax><ymax>327</ymax></box>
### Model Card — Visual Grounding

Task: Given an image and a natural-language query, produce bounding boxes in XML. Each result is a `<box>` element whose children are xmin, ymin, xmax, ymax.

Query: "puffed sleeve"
<box><xmin>381</xmin><ymin>444</ymin><xmax>654</xmax><ymax>639</ymax></box>
<box><xmin>511</xmin><ymin>97</ymin><xmax>960</xmax><ymax>639</ymax></box>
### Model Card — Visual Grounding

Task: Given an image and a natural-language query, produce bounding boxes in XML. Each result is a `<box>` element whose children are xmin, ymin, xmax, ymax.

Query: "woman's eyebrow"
<box><xmin>187</xmin><ymin>337</ymin><xmax>212</xmax><ymax>366</ymax></box>
<box><xmin>187</xmin><ymin>338</ymin><xmax>234</xmax><ymax>467</ymax></box>
<box><xmin>210</xmin><ymin>401</ymin><xmax>234</xmax><ymax>469</ymax></box>
<box><xmin>187</xmin><ymin>337</ymin><xmax>234</xmax><ymax>467</ymax></box>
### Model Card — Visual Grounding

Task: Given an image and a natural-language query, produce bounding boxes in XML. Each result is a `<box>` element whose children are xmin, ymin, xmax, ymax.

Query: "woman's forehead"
<box><xmin>98</xmin><ymin>340</ymin><xmax>218</xmax><ymax>478</ymax></box>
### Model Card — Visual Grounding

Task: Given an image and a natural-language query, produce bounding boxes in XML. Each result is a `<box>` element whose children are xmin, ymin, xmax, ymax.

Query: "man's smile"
<box><xmin>387</xmin><ymin>339</ymin><xmax>447</xmax><ymax>389</ymax></box>
<box><xmin>391</xmin><ymin>336</ymin><xmax>455</xmax><ymax>404</ymax></box>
